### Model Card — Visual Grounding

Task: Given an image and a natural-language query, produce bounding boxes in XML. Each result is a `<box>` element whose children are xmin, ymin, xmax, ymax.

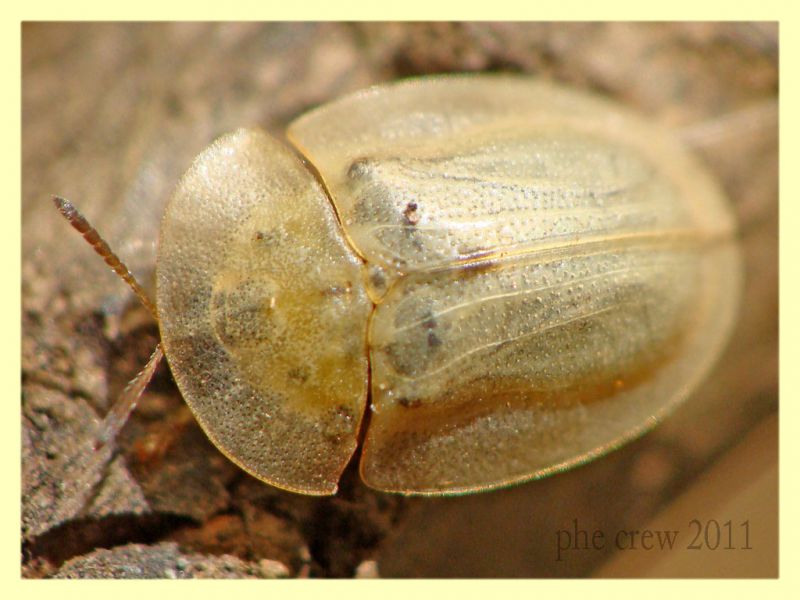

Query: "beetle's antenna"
<box><xmin>52</xmin><ymin>195</ymin><xmax>158</xmax><ymax>319</ymax></box>
<box><xmin>96</xmin><ymin>343</ymin><xmax>164</xmax><ymax>450</ymax></box>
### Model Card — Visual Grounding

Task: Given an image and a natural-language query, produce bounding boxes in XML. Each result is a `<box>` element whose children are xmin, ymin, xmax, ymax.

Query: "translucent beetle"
<box><xmin>56</xmin><ymin>75</ymin><xmax>742</xmax><ymax>496</ymax></box>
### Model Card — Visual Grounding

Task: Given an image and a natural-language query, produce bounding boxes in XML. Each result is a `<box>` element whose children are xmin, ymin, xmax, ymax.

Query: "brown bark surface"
<box><xmin>22</xmin><ymin>22</ymin><xmax>777</xmax><ymax>578</ymax></box>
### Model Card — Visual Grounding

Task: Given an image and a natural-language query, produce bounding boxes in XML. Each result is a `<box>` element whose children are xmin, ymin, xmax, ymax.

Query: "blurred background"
<box><xmin>21</xmin><ymin>22</ymin><xmax>777</xmax><ymax>578</ymax></box>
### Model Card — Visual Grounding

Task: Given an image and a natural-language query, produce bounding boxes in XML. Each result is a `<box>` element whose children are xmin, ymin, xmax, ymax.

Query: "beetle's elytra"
<box><xmin>68</xmin><ymin>75</ymin><xmax>743</xmax><ymax>496</ymax></box>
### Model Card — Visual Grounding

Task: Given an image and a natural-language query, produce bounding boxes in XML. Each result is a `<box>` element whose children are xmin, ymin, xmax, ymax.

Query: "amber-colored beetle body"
<box><xmin>120</xmin><ymin>75</ymin><xmax>741</xmax><ymax>496</ymax></box>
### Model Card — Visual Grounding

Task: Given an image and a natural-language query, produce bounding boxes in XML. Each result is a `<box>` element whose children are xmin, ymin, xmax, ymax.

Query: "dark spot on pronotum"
<box><xmin>323</xmin><ymin>282</ymin><xmax>352</xmax><ymax>297</ymax></box>
<box><xmin>334</xmin><ymin>405</ymin><xmax>354</xmax><ymax>422</ymax></box>
<box><xmin>287</xmin><ymin>367</ymin><xmax>309</xmax><ymax>384</ymax></box>
<box><xmin>323</xmin><ymin>405</ymin><xmax>356</xmax><ymax>444</ymax></box>
<box><xmin>398</xmin><ymin>397</ymin><xmax>422</xmax><ymax>409</ymax></box>
<box><xmin>253</xmin><ymin>229</ymin><xmax>290</xmax><ymax>247</ymax></box>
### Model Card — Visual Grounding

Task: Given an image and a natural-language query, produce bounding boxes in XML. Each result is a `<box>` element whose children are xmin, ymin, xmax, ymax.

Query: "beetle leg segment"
<box><xmin>96</xmin><ymin>343</ymin><xmax>164</xmax><ymax>450</ymax></box>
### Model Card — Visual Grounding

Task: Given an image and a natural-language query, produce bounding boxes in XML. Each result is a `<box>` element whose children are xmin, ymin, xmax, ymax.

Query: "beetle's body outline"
<box><xmin>58</xmin><ymin>75</ymin><xmax>742</xmax><ymax>496</ymax></box>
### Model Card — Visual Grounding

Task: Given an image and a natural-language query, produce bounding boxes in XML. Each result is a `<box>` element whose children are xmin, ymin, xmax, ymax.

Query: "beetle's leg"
<box><xmin>677</xmin><ymin>99</ymin><xmax>777</xmax><ymax>236</ymax></box>
<box><xmin>677</xmin><ymin>99</ymin><xmax>778</xmax><ymax>152</ymax></box>
<box><xmin>52</xmin><ymin>195</ymin><xmax>158</xmax><ymax>319</ymax></box>
<box><xmin>96</xmin><ymin>343</ymin><xmax>164</xmax><ymax>450</ymax></box>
